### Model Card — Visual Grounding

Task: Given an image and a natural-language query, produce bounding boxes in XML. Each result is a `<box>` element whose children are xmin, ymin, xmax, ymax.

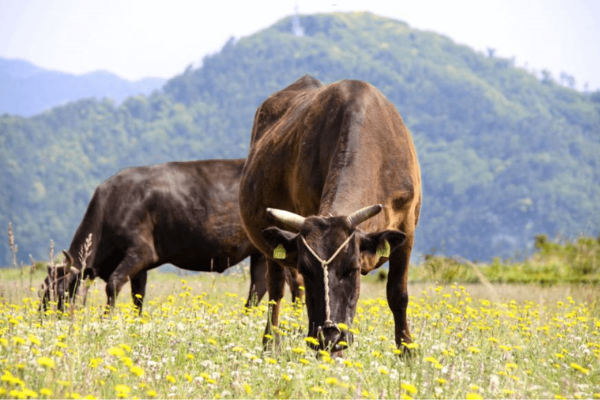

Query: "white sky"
<box><xmin>0</xmin><ymin>0</ymin><xmax>599</xmax><ymax>90</ymax></box>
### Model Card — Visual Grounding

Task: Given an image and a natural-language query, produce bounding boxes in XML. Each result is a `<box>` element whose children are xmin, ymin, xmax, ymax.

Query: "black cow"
<box><xmin>42</xmin><ymin>159</ymin><xmax>302</xmax><ymax>312</ymax></box>
<box><xmin>239</xmin><ymin>76</ymin><xmax>422</xmax><ymax>354</ymax></box>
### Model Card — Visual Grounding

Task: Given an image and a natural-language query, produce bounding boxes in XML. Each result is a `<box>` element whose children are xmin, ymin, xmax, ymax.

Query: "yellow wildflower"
<box><xmin>243</xmin><ymin>384</ymin><xmax>252</xmax><ymax>395</ymax></box>
<box><xmin>107</xmin><ymin>347</ymin><xmax>125</xmax><ymax>357</ymax></box>
<box><xmin>401</xmin><ymin>383</ymin><xmax>418</xmax><ymax>394</ymax></box>
<box><xmin>37</xmin><ymin>357</ymin><xmax>55</xmax><ymax>368</ymax></box>
<box><xmin>466</xmin><ymin>393</ymin><xmax>483</xmax><ymax>400</ymax></box>
<box><xmin>570</xmin><ymin>363</ymin><xmax>590</xmax><ymax>375</ymax></box>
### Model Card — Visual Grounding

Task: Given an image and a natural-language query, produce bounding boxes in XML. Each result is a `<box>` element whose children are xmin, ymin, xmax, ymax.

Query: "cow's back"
<box><xmin>86</xmin><ymin>159</ymin><xmax>255</xmax><ymax>274</ymax></box>
<box><xmin>240</xmin><ymin>77</ymin><xmax>421</xmax><ymax>268</ymax></box>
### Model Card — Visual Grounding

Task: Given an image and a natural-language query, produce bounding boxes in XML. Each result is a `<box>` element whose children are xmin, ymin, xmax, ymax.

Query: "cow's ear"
<box><xmin>359</xmin><ymin>230</ymin><xmax>407</xmax><ymax>257</ymax></box>
<box><xmin>261</xmin><ymin>227</ymin><xmax>299</xmax><ymax>265</ymax></box>
<box><xmin>62</xmin><ymin>250</ymin><xmax>74</xmax><ymax>267</ymax></box>
<box><xmin>47</xmin><ymin>264</ymin><xmax>68</xmax><ymax>277</ymax></box>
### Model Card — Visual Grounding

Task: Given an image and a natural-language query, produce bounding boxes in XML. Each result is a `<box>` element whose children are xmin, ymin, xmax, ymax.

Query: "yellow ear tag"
<box><xmin>376</xmin><ymin>240</ymin><xmax>391</xmax><ymax>259</ymax></box>
<box><xmin>273</xmin><ymin>244</ymin><xmax>287</xmax><ymax>259</ymax></box>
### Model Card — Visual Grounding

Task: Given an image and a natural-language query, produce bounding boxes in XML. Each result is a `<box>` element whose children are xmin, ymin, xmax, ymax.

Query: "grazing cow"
<box><xmin>42</xmin><ymin>159</ymin><xmax>303</xmax><ymax>312</ymax></box>
<box><xmin>239</xmin><ymin>76</ymin><xmax>421</xmax><ymax>354</ymax></box>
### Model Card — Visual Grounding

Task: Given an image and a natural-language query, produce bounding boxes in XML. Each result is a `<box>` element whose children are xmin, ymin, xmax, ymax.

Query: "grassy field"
<box><xmin>0</xmin><ymin>267</ymin><xmax>599</xmax><ymax>399</ymax></box>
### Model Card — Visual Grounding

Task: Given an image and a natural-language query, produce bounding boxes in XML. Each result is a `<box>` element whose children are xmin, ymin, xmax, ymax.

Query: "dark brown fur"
<box><xmin>42</xmin><ymin>159</ymin><xmax>303</xmax><ymax>312</ymax></box>
<box><xmin>239</xmin><ymin>76</ymin><xmax>421</xmax><ymax>352</ymax></box>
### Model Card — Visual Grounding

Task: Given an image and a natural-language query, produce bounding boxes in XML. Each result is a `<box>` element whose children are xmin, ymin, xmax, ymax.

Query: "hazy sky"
<box><xmin>1</xmin><ymin>0</ymin><xmax>599</xmax><ymax>90</ymax></box>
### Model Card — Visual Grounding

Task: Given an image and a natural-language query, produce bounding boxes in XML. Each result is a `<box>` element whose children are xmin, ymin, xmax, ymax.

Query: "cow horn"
<box><xmin>347</xmin><ymin>204</ymin><xmax>383</xmax><ymax>229</ymax></box>
<box><xmin>266</xmin><ymin>208</ymin><xmax>306</xmax><ymax>230</ymax></box>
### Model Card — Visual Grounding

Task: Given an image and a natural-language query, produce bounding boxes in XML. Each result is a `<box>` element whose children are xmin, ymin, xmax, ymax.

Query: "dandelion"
<box><xmin>401</xmin><ymin>383</ymin><xmax>418</xmax><ymax>395</ymax></box>
<box><xmin>28</xmin><ymin>335</ymin><xmax>41</xmax><ymax>346</ymax></box>
<box><xmin>40</xmin><ymin>388</ymin><xmax>52</xmax><ymax>397</ymax></box>
<box><xmin>107</xmin><ymin>347</ymin><xmax>125</xmax><ymax>357</ymax></box>
<box><xmin>12</xmin><ymin>336</ymin><xmax>26</xmax><ymax>345</ymax></box>
<box><xmin>166</xmin><ymin>375</ymin><xmax>176</xmax><ymax>383</ymax></box>
<box><xmin>466</xmin><ymin>393</ymin><xmax>483</xmax><ymax>400</ymax></box>
<box><xmin>304</xmin><ymin>337</ymin><xmax>319</xmax><ymax>346</ymax></box>
<box><xmin>402</xmin><ymin>342</ymin><xmax>419</xmax><ymax>350</ymax></box>
<box><xmin>185</xmin><ymin>373</ymin><xmax>193</xmax><ymax>382</ymax></box>
<box><xmin>379</xmin><ymin>367</ymin><xmax>389</xmax><ymax>375</ymax></box>
<box><xmin>325</xmin><ymin>377</ymin><xmax>339</xmax><ymax>385</ymax></box>
<box><xmin>570</xmin><ymin>363</ymin><xmax>590</xmax><ymax>375</ymax></box>
<box><xmin>310</xmin><ymin>386</ymin><xmax>327</xmax><ymax>394</ymax></box>
<box><xmin>243</xmin><ymin>384</ymin><xmax>252</xmax><ymax>395</ymax></box>
<box><xmin>292</xmin><ymin>347</ymin><xmax>305</xmax><ymax>355</ymax></box>
<box><xmin>146</xmin><ymin>389</ymin><xmax>157</xmax><ymax>397</ymax></box>
<box><xmin>37</xmin><ymin>357</ymin><xmax>55</xmax><ymax>368</ymax></box>
<box><xmin>130</xmin><ymin>366</ymin><xmax>144</xmax><ymax>377</ymax></box>
<box><xmin>281</xmin><ymin>374</ymin><xmax>292</xmax><ymax>382</ymax></box>
<box><xmin>467</xmin><ymin>346</ymin><xmax>481</xmax><ymax>354</ymax></box>
<box><xmin>115</xmin><ymin>384</ymin><xmax>131</xmax><ymax>399</ymax></box>
<box><xmin>265</xmin><ymin>357</ymin><xmax>277</xmax><ymax>364</ymax></box>
<box><xmin>186</xmin><ymin>353</ymin><xmax>194</xmax><ymax>360</ymax></box>
<box><xmin>21</xmin><ymin>388</ymin><xmax>38</xmax><ymax>398</ymax></box>
<box><xmin>119</xmin><ymin>344</ymin><xmax>131</xmax><ymax>352</ymax></box>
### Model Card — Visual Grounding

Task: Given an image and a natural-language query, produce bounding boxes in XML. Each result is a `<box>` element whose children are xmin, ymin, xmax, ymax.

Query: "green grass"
<box><xmin>0</xmin><ymin>267</ymin><xmax>599</xmax><ymax>399</ymax></box>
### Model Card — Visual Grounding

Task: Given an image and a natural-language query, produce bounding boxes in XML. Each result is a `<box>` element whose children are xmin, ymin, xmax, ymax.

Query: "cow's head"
<box><xmin>41</xmin><ymin>251</ymin><xmax>83</xmax><ymax>311</ymax></box>
<box><xmin>261</xmin><ymin>205</ymin><xmax>406</xmax><ymax>353</ymax></box>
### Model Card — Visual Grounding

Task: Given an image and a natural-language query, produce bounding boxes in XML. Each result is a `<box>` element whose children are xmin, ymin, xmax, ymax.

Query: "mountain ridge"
<box><xmin>0</xmin><ymin>12</ymin><xmax>598</xmax><ymax>265</ymax></box>
<box><xmin>0</xmin><ymin>57</ymin><xmax>166</xmax><ymax>116</ymax></box>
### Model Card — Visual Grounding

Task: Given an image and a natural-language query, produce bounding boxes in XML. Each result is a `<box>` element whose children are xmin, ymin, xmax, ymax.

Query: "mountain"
<box><xmin>0</xmin><ymin>57</ymin><xmax>166</xmax><ymax>116</ymax></box>
<box><xmin>1</xmin><ymin>12</ymin><xmax>599</xmax><ymax>266</ymax></box>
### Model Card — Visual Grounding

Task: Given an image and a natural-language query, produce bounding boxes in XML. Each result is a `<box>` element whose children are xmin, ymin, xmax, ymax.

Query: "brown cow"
<box><xmin>42</xmin><ymin>159</ymin><xmax>302</xmax><ymax>312</ymax></box>
<box><xmin>239</xmin><ymin>76</ymin><xmax>421</xmax><ymax>354</ymax></box>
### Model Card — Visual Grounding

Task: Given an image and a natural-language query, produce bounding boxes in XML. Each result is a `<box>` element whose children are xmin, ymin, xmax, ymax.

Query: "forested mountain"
<box><xmin>0</xmin><ymin>57</ymin><xmax>165</xmax><ymax>116</ymax></box>
<box><xmin>1</xmin><ymin>12</ymin><xmax>599</xmax><ymax>266</ymax></box>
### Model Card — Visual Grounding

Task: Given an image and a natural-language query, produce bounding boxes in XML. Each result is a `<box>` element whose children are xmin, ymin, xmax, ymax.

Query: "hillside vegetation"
<box><xmin>1</xmin><ymin>12</ymin><xmax>599</xmax><ymax>265</ymax></box>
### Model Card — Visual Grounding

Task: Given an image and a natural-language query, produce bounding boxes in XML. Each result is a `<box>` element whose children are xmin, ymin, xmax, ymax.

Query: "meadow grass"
<box><xmin>0</xmin><ymin>268</ymin><xmax>599</xmax><ymax>399</ymax></box>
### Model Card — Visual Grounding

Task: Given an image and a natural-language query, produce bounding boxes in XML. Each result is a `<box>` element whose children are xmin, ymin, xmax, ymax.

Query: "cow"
<box><xmin>239</xmin><ymin>75</ymin><xmax>422</xmax><ymax>355</ymax></box>
<box><xmin>42</xmin><ymin>159</ymin><xmax>303</xmax><ymax>313</ymax></box>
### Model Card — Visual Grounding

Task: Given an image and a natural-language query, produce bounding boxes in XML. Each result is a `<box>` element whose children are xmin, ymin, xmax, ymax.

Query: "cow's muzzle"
<box><xmin>312</xmin><ymin>324</ymin><xmax>351</xmax><ymax>353</ymax></box>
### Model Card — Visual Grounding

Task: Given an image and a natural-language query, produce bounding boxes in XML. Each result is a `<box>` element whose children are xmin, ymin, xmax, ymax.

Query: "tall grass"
<box><xmin>0</xmin><ymin>269</ymin><xmax>599</xmax><ymax>399</ymax></box>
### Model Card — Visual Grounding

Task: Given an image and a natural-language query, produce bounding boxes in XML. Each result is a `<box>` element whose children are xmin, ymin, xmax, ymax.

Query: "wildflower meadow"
<box><xmin>0</xmin><ymin>265</ymin><xmax>599</xmax><ymax>399</ymax></box>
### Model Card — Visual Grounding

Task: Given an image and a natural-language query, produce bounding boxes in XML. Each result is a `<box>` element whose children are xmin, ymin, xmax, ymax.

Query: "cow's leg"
<box><xmin>130</xmin><ymin>270</ymin><xmax>148</xmax><ymax>314</ymax></box>
<box><xmin>105</xmin><ymin>244</ymin><xmax>155</xmax><ymax>312</ymax></box>
<box><xmin>263</xmin><ymin>259</ymin><xmax>286</xmax><ymax>351</ymax></box>
<box><xmin>387</xmin><ymin>234</ymin><xmax>414</xmax><ymax>352</ymax></box>
<box><xmin>285</xmin><ymin>268</ymin><xmax>304</xmax><ymax>304</ymax></box>
<box><xmin>245</xmin><ymin>254</ymin><xmax>267</xmax><ymax>307</ymax></box>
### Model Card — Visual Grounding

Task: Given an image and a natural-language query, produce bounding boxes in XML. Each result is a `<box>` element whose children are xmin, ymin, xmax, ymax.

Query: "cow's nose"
<box><xmin>319</xmin><ymin>326</ymin><xmax>341</xmax><ymax>349</ymax></box>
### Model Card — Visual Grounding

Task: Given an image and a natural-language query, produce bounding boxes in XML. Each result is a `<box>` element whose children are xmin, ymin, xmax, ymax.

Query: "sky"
<box><xmin>0</xmin><ymin>0</ymin><xmax>599</xmax><ymax>91</ymax></box>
